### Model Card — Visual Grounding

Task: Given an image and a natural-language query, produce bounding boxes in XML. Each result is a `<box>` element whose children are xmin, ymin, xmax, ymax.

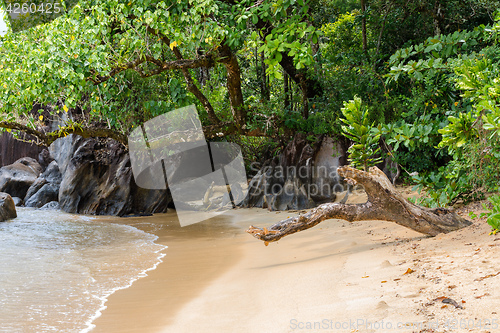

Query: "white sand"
<box><xmin>92</xmin><ymin>199</ymin><xmax>500</xmax><ymax>333</ymax></box>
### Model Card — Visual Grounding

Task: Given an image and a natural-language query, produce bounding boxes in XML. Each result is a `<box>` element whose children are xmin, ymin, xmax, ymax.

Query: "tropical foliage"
<box><xmin>1</xmin><ymin>0</ymin><xmax>500</xmax><ymax>216</ymax></box>
<box><xmin>340</xmin><ymin>96</ymin><xmax>382</xmax><ymax>171</ymax></box>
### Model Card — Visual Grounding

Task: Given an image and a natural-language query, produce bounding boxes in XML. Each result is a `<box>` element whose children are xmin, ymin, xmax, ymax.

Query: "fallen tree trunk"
<box><xmin>247</xmin><ymin>166</ymin><xmax>472</xmax><ymax>245</ymax></box>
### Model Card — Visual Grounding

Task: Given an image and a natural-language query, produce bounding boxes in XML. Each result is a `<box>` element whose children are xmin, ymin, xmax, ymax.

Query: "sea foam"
<box><xmin>0</xmin><ymin>208</ymin><xmax>166</xmax><ymax>333</ymax></box>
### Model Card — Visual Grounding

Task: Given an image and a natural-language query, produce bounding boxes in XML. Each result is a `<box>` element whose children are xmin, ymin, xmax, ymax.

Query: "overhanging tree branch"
<box><xmin>87</xmin><ymin>55</ymin><xmax>217</xmax><ymax>85</ymax></box>
<box><xmin>46</xmin><ymin>126</ymin><xmax>128</xmax><ymax>146</ymax></box>
<box><xmin>0</xmin><ymin>118</ymin><xmax>268</xmax><ymax>148</ymax></box>
<box><xmin>0</xmin><ymin>121</ymin><xmax>48</xmax><ymax>144</ymax></box>
<box><xmin>0</xmin><ymin>120</ymin><xmax>127</xmax><ymax>146</ymax></box>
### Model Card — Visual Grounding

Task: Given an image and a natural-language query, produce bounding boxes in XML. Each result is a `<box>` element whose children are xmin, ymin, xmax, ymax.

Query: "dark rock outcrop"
<box><xmin>24</xmin><ymin>178</ymin><xmax>48</xmax><ymax>202</ymax></box>
<box><xmin>25</xmin><ymin>183</ymin><xmax>60</xmax><ymax>208</ymax></box>
<box><xmin>130</xmin><ymin>186</ymin><xmax>172</xmax><ymax>215</ymax></box>
<box><xmin>241</xmin><ymin>134</ymin><xmax>348</xmax><ymax>211</ymax></box>
<box><xmin>0</xmin><ymin>157</ymin><xmax>42</xmax><ymax>198</ymax></box>
<box><xmin>58</xmin><ymin>136</ymin><xmax>133</xmax><ymax>215</ymax></box>
<box><xmin>41</xmin><ymin>160</ymin><xmax>63</xmax><ymax>184</ymax></box>
<box><xmin>40</xmin><ymin>201</ymin><xmax>60</xmax><ymax>210</ymax></box>
<box><xmin>12</xmin><ymin>197</ymin><xmax>23</xmax><ymax>206</ymax></box>
<box><xmin>24</xmin><ymin>161</ymin><xmax>63</xmax><ymax>208</ymax></box>
<box><xmin>38</xmin><ymin>149</ymin><xmax>54</xmax><ymax>171</ymax></box>
<box><xmin>0</xmin><ymin>192</ymin><xmax>17</xmax><ymax>221</ymax></box>
<box><xmin>52</xmin><ymin>135</ymin><xmax>171</xmax><ymax>216</ymax></box>
<box><xmin>49</xmin><ymin>134</ymin><xmax>81</xmax><ymax>176</ymax></box>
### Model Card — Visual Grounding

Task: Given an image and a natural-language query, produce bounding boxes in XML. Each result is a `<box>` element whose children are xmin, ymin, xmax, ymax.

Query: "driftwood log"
<box><xmin>246</xmin><ymin>166</ymin><xmax>472</xmax><ymax>245</ymax></box>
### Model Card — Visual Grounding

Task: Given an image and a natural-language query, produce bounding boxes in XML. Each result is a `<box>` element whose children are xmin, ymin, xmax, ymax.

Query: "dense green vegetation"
<box><xmin>1</xmin><ymin>0</ymin><xmax>500</xmax><ymax>208</ymax></box>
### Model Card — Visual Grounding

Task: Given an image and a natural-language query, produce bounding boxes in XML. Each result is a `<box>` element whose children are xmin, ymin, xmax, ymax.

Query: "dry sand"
<box><xmin>92</xmin><ymin>194</ymin><xmax>500</xmax><ymax>333</ymax></box>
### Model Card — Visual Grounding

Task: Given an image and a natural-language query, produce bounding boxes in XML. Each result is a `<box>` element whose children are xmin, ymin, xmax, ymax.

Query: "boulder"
<box><xmin>41</xmin><ymin>160</ymin><xmax>63</xmax><ymax>184</ymax></box>
<box><xmin>57</xmin><ymin>136</ymin><xmax>133</xmax><ymax>215</ymax></box>
<box><xmin>311</xmin><ymin>137</ymin><xmax>348</xmax><ymax>202</ymax></box>
<box><xmin>49</xmin><ymin>134</ymin><xmax>80</xmax><ymax>176</ymax></box>
<box><xmin>52</xmin><ymin>135</ymin><xmax>171</xmax><ymax>216</ymax></box>
<box><xmin>379</xmin><ymin>156</ymin><xmax>400</xmax><ymax>185</ymax></box>
<box><xmin>130</xmin><ymin>186</ymin><xmax>172</xmax><ymax>215</ymax></box>
<box><xmin>38</xmin><ymin>149</ymin><xmax>54</xmax><ymax>171</ymax></box>
<box><xmin>377</xmin><ymin>143</ymin><xmax>401</xmax><ymax>185</ymax></box>
<box><xmin>0</xmin><ymin>157</ymin><xmax>42</xmax><ymax>198</ymax></box>
<box><xmin>24</xmin><ymin>178</ymin><xmax>48</xmax><ymax>202</ymax></box>
<box><xmin>24</xmin><ymin>161</ymin><xmax>63</xmax><ymax>208</ymax></box>
<box><xmin>12</xmin><ymin>157</ymin><xmax>42</xmax><ymax>175</ymax></box>
<box><xmin>241</xmin><ymin>134</ymin><xmax>348</xmax><ymax>211</ymax></box>
<box><xmin>25</xmin><ymin>183</ymin><xmax>60</xmax><ymax>208</ymax></box>
<box><xmin>0</xmin><ymin>192</ymin><xmax>17</xmax><ymax>221</ymax></box>
<box><xmin>40</xmin><ymin>201</ymin><xmax>60</xmax><ymax>210</ymax></box>
<box><xmin>12</xmin><ymin>197</ymin><xmax>23</xmax><ymax>207</ymax></box>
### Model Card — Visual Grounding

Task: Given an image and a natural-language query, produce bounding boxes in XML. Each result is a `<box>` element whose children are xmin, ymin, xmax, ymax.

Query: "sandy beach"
<box><xmin>3</xmin><ymin>2</ymin><xmax>500</xmax><ymax>332</ymax></box>
<box><xmin>92</xmin><ymin>197</ymin><xmax>500</xmax><ymax>333</ymax></box>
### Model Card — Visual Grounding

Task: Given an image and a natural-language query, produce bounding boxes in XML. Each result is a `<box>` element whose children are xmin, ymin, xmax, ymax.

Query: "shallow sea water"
<box><xmin>0</xmin><ymin>208</ymin><xmax>166</xmax><ymax>333</ymax></box>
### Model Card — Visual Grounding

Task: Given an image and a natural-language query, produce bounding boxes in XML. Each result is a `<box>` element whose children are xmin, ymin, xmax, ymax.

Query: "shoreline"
<box><xmin>90</xmin><ymin>210</ymin><xmax>249</xmax><ymax>332</ymax></box>
<box><xmin>81</xmin><ymin>226</ymin><xmax>168</xmax><ymax>333</ymax></box>
<box><xmin>91</xmin><ymin>204</ymin><xmax>500</xmax><ymax>333</ymax></box>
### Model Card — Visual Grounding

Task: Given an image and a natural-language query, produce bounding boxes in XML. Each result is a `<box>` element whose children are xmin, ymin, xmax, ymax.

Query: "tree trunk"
<box><xmin>260</xmin><ymin>51</ymin><xmax>270</xmax><ymax>101</ymax></box>
<box><xmin>219</xmin><ymin>45</ymin><xmax>246</xmax><ymax>128</ymax></box>
<box><xmin>255</xmin><ymin>46</ymin><xmax>261</xmax><ymax>95</ymax></box>
<box><xmin>197</xmin><ymin>66</ymin><xmax>210</xmax><ymax>88</ymax></box>
<box><xmin>432</xmin><ymin>0</ymin><xmax>444</xmax><ymax>36</ymax></box>
<box><xmin>300</xmin><ymin>75</ymin><xmax>309</xmax><ymax>119</ymax></box>
<box><xmin>360</xmin><ymin>0</ymin><xmax>369</xmax><ymax>58</ymax></box>
<box><xmin>0</xmin><ymin>120</ymin><xmax>128</xmax><ymax>146</ymax></box>
<box><xmin>253</xmin><ymin>17</ymin><xmax>323</xmax><ymax>115</ymax></box>
<box><xmin>284</xmin><ymin>70</ymin><xmax>290</xmax><ymax>110</ymax></box>
<box><xmin>247</xmin><ymin>166</ymin><xmax>472</xmax><ymax>245</ymax></box>
<box><xmin>375</xmin><ymin>1</ymin><xmax>392</xmax><ymax>59</ymax></box>
<box><xmin>180</xmin><ymin>67</ymin><xmax>221</xmax><ymax>125</ymax></box>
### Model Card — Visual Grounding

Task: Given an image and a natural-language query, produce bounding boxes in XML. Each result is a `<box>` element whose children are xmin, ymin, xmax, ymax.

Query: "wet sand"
<box><xmin>91</xmin><ymin>212</ymin><xmax>244</xmax><ymax>332</ymax></box>
<box><xmin>92</xmin><ymin>197</ymin><xmax>500</xmax><ymax>333</ymax></box>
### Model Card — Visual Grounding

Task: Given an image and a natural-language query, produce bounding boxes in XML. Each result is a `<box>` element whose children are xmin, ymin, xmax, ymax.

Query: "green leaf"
<box><xmin>275</xmin><ymin>52</ymin><xmax>282</xmax><ymax>63</ymax></box>
<box><xmin>487</xmin><ymin>212</ymin><xmax>500</xmax><ymax>230</ymax></box>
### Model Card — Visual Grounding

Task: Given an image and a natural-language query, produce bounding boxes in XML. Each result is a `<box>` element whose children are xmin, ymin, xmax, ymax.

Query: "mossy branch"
<box><xmin>0</xmin><ymin>120</ymin><xmax>127</xmax><ymax>146</ymax></box>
